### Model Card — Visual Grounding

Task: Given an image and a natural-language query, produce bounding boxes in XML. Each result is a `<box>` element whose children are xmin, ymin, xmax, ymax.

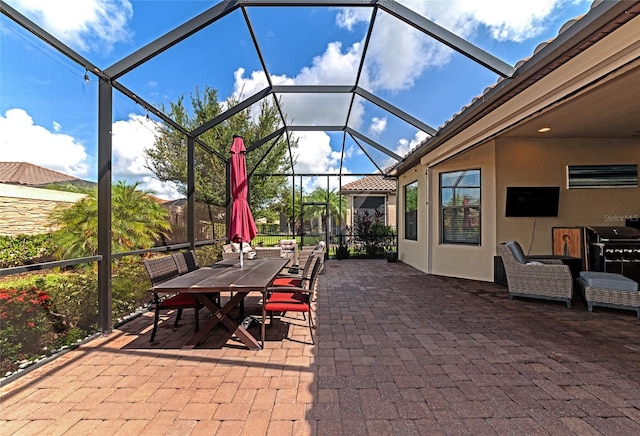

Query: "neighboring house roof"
<box><xmin>0</xmin><ymin>162</ymin><xmax>89</xmax><ymax>187</ymax></box>
<box><xmin>341</xmin><ymin>176</ymin><xmax>396</xmax><ymax>193</ymax></box>
<box><xmin>162</xmin><ymin>198</ymin><xmax>187</xmax><ymax>209</ymax></box>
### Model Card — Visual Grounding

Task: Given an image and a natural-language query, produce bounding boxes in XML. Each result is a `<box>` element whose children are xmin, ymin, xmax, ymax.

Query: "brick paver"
<box><xmin>1</xmin><ymin>259</ymin><xmax>639</xmax><ymax>435</ymax></box>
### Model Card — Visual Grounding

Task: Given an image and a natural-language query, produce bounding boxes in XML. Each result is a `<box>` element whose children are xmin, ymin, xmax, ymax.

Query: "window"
<box><xmin>353</xmin><ymin>196</ymin><xmax>385</xmax><ymax>222</ymax></box>
<box><xmin>404</xmin><ymin>181</ymin><xmax>418</xmax><ymax>240</ymax></box>
<box><xmin>440</xmin><ymin>170</ymin><xmax>480</xmax><ymax>245</ymax></box>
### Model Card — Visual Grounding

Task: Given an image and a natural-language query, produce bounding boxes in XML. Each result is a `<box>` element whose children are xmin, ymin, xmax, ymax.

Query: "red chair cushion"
<box><xmin>271</xmin><ymin>277</ymin><xmax>303</xmax><ymax>287</ymax></box>
<box><xmin>157</xmin><ymin>293</ymin><xmax>196</xmax><ymax>309</ymax></box>
<box><xmin>264</xmin><ymin>292</ymin><xmax>309</xmax><ymax>313</ymax></box>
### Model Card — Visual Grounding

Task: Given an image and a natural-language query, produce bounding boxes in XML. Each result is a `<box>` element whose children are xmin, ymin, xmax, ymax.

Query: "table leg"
<box><xmin>184</xmin><ymin>292</ymin><xmax>261</xmax><ymax>350</ymax></box>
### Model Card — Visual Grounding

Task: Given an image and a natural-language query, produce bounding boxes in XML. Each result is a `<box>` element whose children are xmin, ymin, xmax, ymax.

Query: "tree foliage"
<box><xmin>145</xmin><ymin>87</ymin><xmax>295</xmax><ymax>217</ymax></box>
<box><xmin>49</xmin><ymin>181</ymin><xmax>171</xmax><ymax>258</ymax></box>
<box><xmin>304</xmin><ymin>187</ymin><xmax>347</xmax><ymax>229</ymax></box>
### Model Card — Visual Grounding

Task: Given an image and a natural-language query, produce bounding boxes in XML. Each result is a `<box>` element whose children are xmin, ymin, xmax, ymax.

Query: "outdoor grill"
<box><xmin>586</xmin><ymin>226</ymin><xmax>640</xmax><ymax>283</ymax></box>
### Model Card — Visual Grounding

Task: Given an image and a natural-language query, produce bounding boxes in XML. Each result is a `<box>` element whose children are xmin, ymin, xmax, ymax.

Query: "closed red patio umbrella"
<box><xmin>228</xmin><ymin>135</ymin><xmax>257</xmax><ymax>267</ymax></box>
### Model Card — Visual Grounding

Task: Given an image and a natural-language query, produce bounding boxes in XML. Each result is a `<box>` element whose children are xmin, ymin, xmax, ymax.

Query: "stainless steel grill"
<box><xmin>586</xmin><ymin>226</ymin><xmax>640</xmax><ymax>283</ymax></box>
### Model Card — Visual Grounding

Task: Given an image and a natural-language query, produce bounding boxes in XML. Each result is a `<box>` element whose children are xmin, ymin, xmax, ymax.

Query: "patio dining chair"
<box><xmin>144</xmin><ymin>255</ymin><xmax>201</xmax><ymax>342</ymax></box>
<box><xmin>172</xmin><ymin>250</ymin><xmax>199</xmax><ymax>275</ymax></box>
<box><xmin>261</xmin><ymin>257</ymin><xmax>322</xmax><ymax>346</ymax></box>
<box><xmin>271</xmin><ymin>252</ymin><xmax>320</xmax><ymax>288</ymax></box>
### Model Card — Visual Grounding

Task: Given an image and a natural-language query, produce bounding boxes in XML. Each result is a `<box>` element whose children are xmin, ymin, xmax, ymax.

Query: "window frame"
<box><xmin>404</xmin><ymin>181</ymin><xmax>418</xmax><ymax>241</ymax></box>
<box><xmin>439</xmin><ymin>169</ymin><xmax>481</xmax><ymax>246</ymax></box>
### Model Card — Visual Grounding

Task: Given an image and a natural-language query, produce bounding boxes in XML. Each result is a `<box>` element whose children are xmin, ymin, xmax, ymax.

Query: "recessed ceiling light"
<box><xmin>538</xmin><ymin>127</ymin><xmax>551</xmax><ymax>133</ymax></box>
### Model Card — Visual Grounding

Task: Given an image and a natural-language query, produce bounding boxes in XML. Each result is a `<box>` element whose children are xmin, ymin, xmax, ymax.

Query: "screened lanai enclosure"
<box><xmin>1</xmin><ymin>0</ymin><xmax>537</xmax><ymax>367</ymax></box>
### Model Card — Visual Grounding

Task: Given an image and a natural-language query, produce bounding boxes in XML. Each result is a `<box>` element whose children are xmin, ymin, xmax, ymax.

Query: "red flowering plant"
<box><xmin>0</xmin><ymin>287</ymin><xmax>53</xmax><ymax>371</ymax></box>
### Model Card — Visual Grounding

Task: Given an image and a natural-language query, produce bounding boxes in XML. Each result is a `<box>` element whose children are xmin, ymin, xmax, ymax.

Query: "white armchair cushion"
<box><xmin>231</xmin><ymin>242</ymin><xmax>253</xmax><ymax>252</ymax></box>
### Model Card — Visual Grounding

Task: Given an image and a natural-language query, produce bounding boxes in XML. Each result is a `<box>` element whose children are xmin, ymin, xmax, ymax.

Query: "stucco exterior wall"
<box><xmin>387</xmin><ymin>193</ymin><xmax>396</xmax><ymax>227</ymax></box>
<box><xmin>397</xmin><ymin>166</ymin><xmax>429</xmax><ymax>273</ymax></box>
<box><xmin>398</xmin><ymin>137</ymin><xmax>639</xmax><ymax>283</ymax></box>
<box><xmin>428</xmin><ymin>143</ymin><xmax>498</xmax><ymax>282</ymax></box>
<box><xmin>0</xmin><ymin>184</ymin><xmax>85</xmax><ymax>236</ymax></box>
<box><xmin>495</xmin><ymin>137</ymin><xmax>640</xmax><ymax>255</ymax></box>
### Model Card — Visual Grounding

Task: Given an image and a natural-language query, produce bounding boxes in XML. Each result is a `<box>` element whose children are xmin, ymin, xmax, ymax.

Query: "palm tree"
<box><xmin>50</xmin><ymin>181</ymin><xmax>171</xmax><ymax>258</ymax></box>
<box><xmin>304</xmin><ymin>188</ymin><xmax>347</xmax><ymax>235</ymax></box>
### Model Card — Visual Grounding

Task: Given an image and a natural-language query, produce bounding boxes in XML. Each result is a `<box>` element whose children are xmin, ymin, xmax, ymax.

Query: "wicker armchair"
<box><xmin>497</xmin><ymin>241</ymin><xmax>573</xmax><ymax>308</ymax></box>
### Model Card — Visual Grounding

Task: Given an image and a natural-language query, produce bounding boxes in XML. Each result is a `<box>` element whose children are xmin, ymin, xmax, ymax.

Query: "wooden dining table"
<box><xmin>152</xmin><ymin>257</ymin><xmax>289</xmax><ymax>350</ymax></box>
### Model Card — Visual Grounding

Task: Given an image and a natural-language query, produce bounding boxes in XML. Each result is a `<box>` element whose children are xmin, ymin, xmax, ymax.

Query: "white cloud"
<box><xmin>291</xmin><ymin>131</ymin><xmax>340</xmax><ymax>175</ymax></box>
<box><xmin>394</xmin><ymin>130</ymin><xmax>428</xmax><ymax>159</ymax></box>
<box><xmin>8</xmin><ymin>0</ymin><xmax>133</xmax><ymax>54</ymax></box>
<box><xmin>136</xmin><ymin>176</ymin><xmax>180</xmax><ymax>201</ymax></box>
<box><xmin>232</xmin><ymin>41</ymin><xmax>368</xmax><ymax>178</ymax></box>
<box><xmin>0</xmin><ymin>108</ymin><xmax>180</xmax><ymax>200</ymax></box>
<box><xmin>297</xmin><ymin>41</ymin><xmax>362</xmax><ymax>86</ymax></box>
<box><xmin>439</xmin><ymin>0</ymin><xmax>561</xmax><ymax>42</ymax></box>
<box><xmin>233</xmin><ymin>41</ymin><xmax>366</xmax><ymax>128</ymax></box>
<box><xmin>0</xmin><ymin>108</ymin><xmax>89</xmax><ymax>178</ymax></box>
<box><xmin>112</xmin><ymin>114</ymin><xmax>158</xmax><ymax>177</ymax></box>
<box><xmin>337</xmin><ymin>0</ymin><xmax>584</xmax><ymax>91</ymax></box>
<box><xmin>111</xmin><ymin>113</ymin><xmax>181</xmax><ymax>200</ymax></box>
<box><xmin>368</xmin><ymin>117</ymin><xmax>387</xmax><ymax>137</ymax></box>
<box><xmin>335</xmin><ymin>7</ymin><xmax>372</xmax><ymax>31</ymax></box>
<box><xmin>380</xmin><ymin>130</ymin><xmax>429</xmax><ymax>170</ymax></box>
<box><xmin>288</xmin><ymin>132</ymin><xmax>364</xmax><ymax>192</ymax></box>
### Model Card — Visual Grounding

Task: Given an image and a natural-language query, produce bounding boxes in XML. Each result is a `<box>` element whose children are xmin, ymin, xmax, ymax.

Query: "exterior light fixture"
<box><xmin>83</xmin><ymin>69</ymin><xmax>89</xmax><ymax>84</ymax></box>
<box><xmin>538</xmin><ymin>127</ymin><xmax>551</xmax><ymax>133</ymax></box>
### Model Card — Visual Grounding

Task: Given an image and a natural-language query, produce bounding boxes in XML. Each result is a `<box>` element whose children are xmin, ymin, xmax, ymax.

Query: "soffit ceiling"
<box><xmin>501</xmin><ymin>61</ymin><xmax>640</xmax><ymax>139</ymax></box>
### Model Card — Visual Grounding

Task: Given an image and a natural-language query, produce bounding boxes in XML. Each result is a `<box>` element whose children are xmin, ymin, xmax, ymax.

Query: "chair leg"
<box><xmin>308</xmin><ymin>309</ymin><xmax>315</xmax><ymax>345</ymax></box>
<box><xmin>261</xmin><ymin>308</ymin><xmax>266</xmax><ymax>348</ymax></box>
<box><xmin>151</xmin><ymin>299</ymin><xmax>161</xmax><ymax>343</ymax></box>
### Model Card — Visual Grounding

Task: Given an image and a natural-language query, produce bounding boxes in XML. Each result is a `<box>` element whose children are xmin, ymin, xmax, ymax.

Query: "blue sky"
<box><xmin>1</xmin><ymin>0</ymin><xmax>592</xmax><ymax>199</ymax></box>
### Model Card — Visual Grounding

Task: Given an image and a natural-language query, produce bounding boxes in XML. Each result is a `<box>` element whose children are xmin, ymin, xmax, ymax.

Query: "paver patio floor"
<box><xmin>1</xmin><ymin>259</ymin><xmax>640</xmax><ymax>435</ymax></box>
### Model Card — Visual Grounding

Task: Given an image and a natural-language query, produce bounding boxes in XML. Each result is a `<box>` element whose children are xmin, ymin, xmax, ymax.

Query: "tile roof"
<box><xmin>341</xmin><ymin>175</ymin><xmax>396</xmax><ymax>193</ymax></box>
<box><xmin>0</xmin><ymin>162</ymin><xmax>82</xmax><ymax>186</ymax></box>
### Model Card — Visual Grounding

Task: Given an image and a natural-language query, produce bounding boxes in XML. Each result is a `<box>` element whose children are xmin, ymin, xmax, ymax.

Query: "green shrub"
<box><xmin>196</xmin><ymin>244</ymin><xmax>222</xmax><ymax>266</ymax></box>
<box><xmin>58</xmin><ymin>327</ymin><xmax>88</xmax><ymax>347</ymax></box>
<box><xmin>0</xmin><ymin>234</ymin><xmax>56</xmax><ymax>268</ymax></box>
<box><xmin>44</xmin><ymin>272</ymin><xmax>98</xmax><ymax>332</ymax></box>
<box><xmin>112</xmin><ymin>257</ymin><xmax>151</xmax><ymax>320</ymax></box>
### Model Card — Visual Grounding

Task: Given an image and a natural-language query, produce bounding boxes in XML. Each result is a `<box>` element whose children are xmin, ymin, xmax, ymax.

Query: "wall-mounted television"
<box><xmin>505</xmin><ymin>186</ymin><xmax>560</xmax><ymax>217</ymax></box>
